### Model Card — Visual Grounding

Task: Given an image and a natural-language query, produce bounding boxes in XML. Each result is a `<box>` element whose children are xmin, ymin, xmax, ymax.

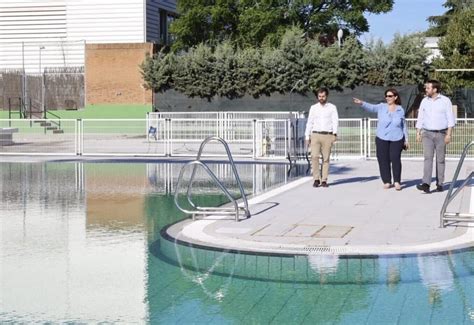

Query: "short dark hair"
<box><xmin>384</xmin><ymin>88</ymin><xmax>402</xmax><ymax>105</ymax></box>
<box><xmin>315</xmin><ymin>87</ymin><xmax>329</xmax><ymax>96</ymax></box>
<box><xmin>426</xmin><ymin>79</ymin><xmax>442</xmax><ymax>93</ymax></box>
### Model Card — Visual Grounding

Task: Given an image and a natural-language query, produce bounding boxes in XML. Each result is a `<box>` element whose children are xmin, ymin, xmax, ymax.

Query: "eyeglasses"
<box><xmin>385</xmin><ymin>95</ymin><xmax>395</xmax><ymax>98</ymax></box>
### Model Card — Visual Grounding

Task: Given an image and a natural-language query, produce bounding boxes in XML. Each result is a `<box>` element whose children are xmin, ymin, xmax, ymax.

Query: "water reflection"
<box><xmin>0</xmin><ymin>161</ymin><xmax>301</xmax><ymax>323</ymax></box>
<box><xmin>2</xmin><ymin>161</ymin><xmax>474</xmax><ymax>323</ymax></box>
<box><xmin>418</xmin><ymin>254</ymin><xmax>455</xmax><ymax>305</ymax></box>
<box><xmin>153</xmin><ymin>236</ymin><xmax>474</xmax><ymax>323</ymax></box>
<box><xmin>0</xmin><ymin>162</ymin><xmax>148</xmax><ymax>323</ymax></box>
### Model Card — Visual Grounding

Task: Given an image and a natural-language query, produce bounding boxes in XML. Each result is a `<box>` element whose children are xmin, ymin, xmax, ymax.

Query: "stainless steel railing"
<box><xmin>440</xmin><ymin>141</ymin><xmax>474</xmax><ymax>227</ymax></box>
<box><xmin>174</xmin><ymin>136</ymin><xmax>251</xmax><ymax>222</ymax></box>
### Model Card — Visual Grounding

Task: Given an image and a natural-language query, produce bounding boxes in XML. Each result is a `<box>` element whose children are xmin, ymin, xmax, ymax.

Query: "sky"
<box><xmin>360</xmin><ymin>0</ymin><xmax>447</xmax><ymax>44</ymax></box>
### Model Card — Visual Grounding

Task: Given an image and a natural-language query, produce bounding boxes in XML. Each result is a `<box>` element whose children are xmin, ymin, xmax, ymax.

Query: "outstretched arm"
<box><xmin>353</xmin><ymin>98</ymin><xmax>378</xmax><ymax>113</ymax></box>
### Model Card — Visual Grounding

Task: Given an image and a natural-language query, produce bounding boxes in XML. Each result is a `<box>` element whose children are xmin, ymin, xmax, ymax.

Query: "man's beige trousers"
<box><xmin>310</xmin><ymin>133</ymin><xmax>335</xmax><ymax>182</ymax></box>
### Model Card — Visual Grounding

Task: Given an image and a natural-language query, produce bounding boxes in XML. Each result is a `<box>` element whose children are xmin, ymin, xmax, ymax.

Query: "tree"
<box><xmin>141</xmin><ymin>29</ymin><xmax>431</xmax><ymax>98</ymax></box>
<box><xmin>364</xmin><ymin>38</ymin><xmax>388</xmax><ymax>86</ymax></box>
<box><xmin>170</xmin><ymin>0</ymin><xmax>394</xmax><ymax>50</ymax></box>
<box><xmin>426</xmin><ymin>0</ymin><xmax>472</xmax><ymax>37</ymax></box>
<box><xmin>141</xmin><ymin>51</ymin><xmax>177</xmax><ymax>92</ymax></box>
<box><xmin>432</xmin><ymin>6</ymin><xmax>474</xmax><ymax>90</ymax></box>
<box><xmin>173</xmin><ymin>44</ymin><xmax>219</xmax><ymax>98</ymax></box>
<box><xmin>383</xmin><ymin>34</ymin><xmax>430</xmax><ymax>86</ymax></box>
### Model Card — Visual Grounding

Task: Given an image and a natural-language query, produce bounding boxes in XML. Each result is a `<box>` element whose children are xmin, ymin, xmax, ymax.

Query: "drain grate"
<box><xmin>283</xmin><ymin>245</ymin><xmax>348</xmax><ymax>254</ymax></box>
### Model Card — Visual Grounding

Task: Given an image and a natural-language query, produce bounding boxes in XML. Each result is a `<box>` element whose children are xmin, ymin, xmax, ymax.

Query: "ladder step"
<box><xmin>40</xmin><ymin>122</ymin><xmax>51</xmax><ymax>127</ymax></box>
<box><xmin>46</xmin><ymin>126</ymin><xmax>57</xmax><ymax>130</ymax></box>
<box><xmin>53</xmin><ymin>129</ymin><xmax>64</xmax><ymax>134</ymax></box>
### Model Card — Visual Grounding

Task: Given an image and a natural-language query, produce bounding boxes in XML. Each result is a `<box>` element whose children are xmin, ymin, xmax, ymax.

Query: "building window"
<box><xmin>159</xmin><ymin>9</ymin><xmax>176</xmax><ymax>45</ymax></box>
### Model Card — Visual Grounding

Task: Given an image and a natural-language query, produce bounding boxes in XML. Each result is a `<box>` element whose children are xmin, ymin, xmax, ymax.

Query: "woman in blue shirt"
<box><xmin>353</xmin><ymin>88</ymin><xmax>409</xmax><ymax>191</ymax></box>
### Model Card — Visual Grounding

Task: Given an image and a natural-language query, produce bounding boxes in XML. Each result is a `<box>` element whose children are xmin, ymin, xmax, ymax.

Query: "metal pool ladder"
<box><xmin>174</xmin><ymin>136</ymin><xmax>251</xmax><ymax>222</ymax></box>
<box><xmin>440</xmin><ymin>141</ymin><xmax>474</xmax><ymax>227</ymax></box>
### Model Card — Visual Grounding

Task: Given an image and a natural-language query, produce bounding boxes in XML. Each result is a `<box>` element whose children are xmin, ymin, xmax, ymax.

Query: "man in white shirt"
<box><xmin>415</xmin><ymin>80</ymin><xmax>456</xmax><ymax>193</ymax></box>
<box><xmin>304</xmin><ymin>87</ymin><xmax>339</xmax><ymax>187</ymax></box>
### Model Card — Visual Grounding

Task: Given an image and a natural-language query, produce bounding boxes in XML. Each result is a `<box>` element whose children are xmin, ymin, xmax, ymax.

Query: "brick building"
<box><xmin>0</xmin><ymin>0</ymin><xmax>177</xmax><ymax>105</ymax></box>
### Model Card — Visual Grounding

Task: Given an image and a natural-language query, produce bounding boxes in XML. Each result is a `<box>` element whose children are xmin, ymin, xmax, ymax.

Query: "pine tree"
<box><xmin>432</xmin><ymin>6</ymin><xmax>474</xmax><ymax>90</ymax></box>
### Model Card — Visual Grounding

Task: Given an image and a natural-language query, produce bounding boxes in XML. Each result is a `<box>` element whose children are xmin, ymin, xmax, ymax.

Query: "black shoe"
<box><xmin>416</xmin><ymin>183</ymin><xmax>430</xmax><ymax>193</ymax></box>
<box><xmin>436</xmin><ymin>185</ymin><xmax>444</xmax><ymax>192</ymax></box>
<box><xmin>313</xmin><ymin>180</ymin><xmax>320</xmax><ymax>188</ymax></box>
<box><xmin>321</xmin><ymin>181</ymin><xmax>328</xmax><ymax>188</ymax></box>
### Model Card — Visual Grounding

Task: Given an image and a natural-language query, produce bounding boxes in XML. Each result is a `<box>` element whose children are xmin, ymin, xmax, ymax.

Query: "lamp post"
<box><xmin>337</xmin><ymin>29</ymin><xmax>343</xmax><ymax>48</ymax></box>
<box><xmin>39</xmin><ymin>46</ymin><xmax>45</xmax><ymax>117</ymax></box>
<box><xmin>39</xmin><ymin>46</ymin><xmax>45</xmax><ymax>73</ymax></box>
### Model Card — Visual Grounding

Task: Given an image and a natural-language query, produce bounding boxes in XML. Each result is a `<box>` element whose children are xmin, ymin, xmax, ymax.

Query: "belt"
<box><xmin>312</xmin><ymin>131</ymin><xmax>332</xmax><ymax>135</ymax></box>
<box><xmin>424</xmin><ymin>128</ymin><xmax>447</xmax><ymax>133</ymax></box>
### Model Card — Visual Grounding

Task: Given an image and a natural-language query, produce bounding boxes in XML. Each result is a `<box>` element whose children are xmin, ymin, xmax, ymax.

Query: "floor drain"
<box><xmin>284</xmin><ymin>246</ymin><xmax>348</xmax><ymax>254</ymax></box>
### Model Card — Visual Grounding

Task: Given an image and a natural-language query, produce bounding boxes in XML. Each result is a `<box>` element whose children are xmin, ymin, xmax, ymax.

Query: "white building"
<box><xmin>0</xmin><ymin>0</ymin><xmax>177</xmax><ymax>73</ymax></box>
<box><xmin>424</xmin><ymin>37</ymin><xmax>442</xmax><ymax>63</ymax></box>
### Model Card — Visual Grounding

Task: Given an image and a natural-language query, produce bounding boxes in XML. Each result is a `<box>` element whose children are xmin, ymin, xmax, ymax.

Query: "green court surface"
<box><xmin>0</xmin><ymin>104</ymin><xmax>152</xmax><ymax>119</ymax></box>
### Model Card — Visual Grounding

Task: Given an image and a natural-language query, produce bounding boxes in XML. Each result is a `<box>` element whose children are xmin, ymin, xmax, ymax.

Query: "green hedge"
<box><xmin>142</xmin><ymin>28</ymin><xmax>431</xmax><ymax>99</ymax></box>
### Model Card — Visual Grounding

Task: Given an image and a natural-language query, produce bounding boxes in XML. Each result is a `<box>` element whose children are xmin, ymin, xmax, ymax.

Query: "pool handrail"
<box><xmin>440</xmin><ymin>140</ymin><xmax>474</xmax><ymax>227</ymax></box>
<box><xmin>174</xmin><ymin>136</ymin><xmax>251</xmax><ymax>222</ymax></box>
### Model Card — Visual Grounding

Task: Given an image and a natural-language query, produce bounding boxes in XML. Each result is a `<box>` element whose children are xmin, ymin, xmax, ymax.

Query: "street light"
<box><xmin>39</xmin><ymin>46</ymin><xmax>45</xmax><ymax>73</ymax></box>
<box><xmin>39</xmin><ymin>46</ymin><xmax>45</xmax><ymax>116</ymax></box>
<box><xmin>337</xmin><ymin>29</ymin><xmax>343</xmax><ymax>48</ymax></box>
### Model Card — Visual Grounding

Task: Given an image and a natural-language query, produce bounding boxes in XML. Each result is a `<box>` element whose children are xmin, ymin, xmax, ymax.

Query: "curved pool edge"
<box><xmin>165</xmin><ymin>219</ymin><xmax>474</xmax><ymax>257</ymax></box>
<box><xmin>165</xmin><ymin>166</ymin><xmax>474</xmax><ymax>256</ymax></box>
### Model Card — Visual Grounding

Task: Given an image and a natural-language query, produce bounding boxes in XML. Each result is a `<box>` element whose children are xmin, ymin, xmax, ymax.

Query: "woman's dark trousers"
<box><xmin>375</xmin><ymin>137</ymin><xmax>404</xmax><ymax>184</ymax></box>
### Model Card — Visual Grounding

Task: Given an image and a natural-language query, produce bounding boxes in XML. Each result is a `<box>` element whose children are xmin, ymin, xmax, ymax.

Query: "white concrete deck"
<box><xmin>167</xmin><ymin>160</ymin><xmax>474</xmax><ymax>256</ymax></box>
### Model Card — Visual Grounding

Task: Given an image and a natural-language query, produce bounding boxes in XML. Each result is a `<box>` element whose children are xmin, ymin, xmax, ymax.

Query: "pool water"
<box><xmin>1</xmin><ymin>162</ymin><xmax>474</xmax><ymax>324</ymax></box>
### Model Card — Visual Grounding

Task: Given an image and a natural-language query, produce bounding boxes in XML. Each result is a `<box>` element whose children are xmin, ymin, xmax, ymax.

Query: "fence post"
<box><xmin>252</xmin><ymin>119</ymin><xmax>257</xmax><ymax>159</ymax></box>
<box><xmin>8</xmin><ymin>98</ymin><xmax>11</xmax><ymax>127</ymax></box>
<box><xmin>77</xmin><ymin>118</ymin><xmax>82</xmax><ymax>155</ymax></box>
<box><xmin>366</xmin><ymin>118</ymin><xmax>371</xmax><ymax>158</ymax></box>
<box><xmin>166</xmin><ymin>118</ymin><xmax>171</xmax><ymax>156</ymax></box>
<box><xmin>360</xmin><ymin>118</ymin><xmax>364</xmax><ymax>158</ymax></box>
<box><xmin>286</xmin><ymin>119</ymin><xmax>290</xmax><ymax>159</ymax></box>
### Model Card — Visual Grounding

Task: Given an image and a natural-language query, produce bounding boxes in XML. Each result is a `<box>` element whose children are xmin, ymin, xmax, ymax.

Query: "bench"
<box><xmin>0</xmin><ymin>128</ymin><xmax>19</xmax><ymax>146</ymax></box>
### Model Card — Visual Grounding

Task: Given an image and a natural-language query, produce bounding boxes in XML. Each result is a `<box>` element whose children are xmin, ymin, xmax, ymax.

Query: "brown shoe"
<box><xmin>313</xmin><ymin>180</ymin><xmax>320</xmax><ymax>188</ymax></box>
<box><xmin>321</xmin><ymin>181</ymin><xmax>328</xmax><ymax>187</ymax></box>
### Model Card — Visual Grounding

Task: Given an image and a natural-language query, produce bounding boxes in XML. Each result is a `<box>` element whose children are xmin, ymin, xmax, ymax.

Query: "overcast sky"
<box><xmin>361</xmin><ymin>0</ymin><xmax>446</xmax><ymax>43</ymax></box>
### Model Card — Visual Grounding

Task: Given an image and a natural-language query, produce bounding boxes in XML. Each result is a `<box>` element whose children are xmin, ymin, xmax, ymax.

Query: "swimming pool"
<box><xmin>1</xmin><ymin>161</ymin><xmax>473</xmax><ymax>323</ymax></box>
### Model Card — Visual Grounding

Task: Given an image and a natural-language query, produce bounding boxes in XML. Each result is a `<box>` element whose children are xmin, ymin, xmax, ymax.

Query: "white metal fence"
<box><xmin>146</xmin><ymin>162</ymin><xmax>292</xmax><ymax>195</ymax></box>
<box><xmin>1</xmin><ymin>117</ymin><xmax>473</xmax><ymax>159</ymax></box>
<box><xmin>368</xmin><ymin>118</ymin><xmax>474</xmax><ymax>159</ymax></box>
<box><xmin>0</xmin><ymin>118</ymin><xmax>77</xmax><ymax>155</ymax></box>
<box><xmin>148</xmin><ymin>111</ymin><xmax>298</xmax><ymax>120</ymax></box>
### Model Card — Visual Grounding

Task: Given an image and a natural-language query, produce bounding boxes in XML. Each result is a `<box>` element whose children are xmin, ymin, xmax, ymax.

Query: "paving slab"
<box><xmin>167</xmin><ymin>160</ymin><xmax>474</xmax><ymax>255</ymax></box>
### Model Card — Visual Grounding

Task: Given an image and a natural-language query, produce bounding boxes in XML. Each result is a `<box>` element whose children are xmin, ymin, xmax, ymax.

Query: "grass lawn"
<box><xmin>0</xmin><ymin>104</ymin><xmax>152</xmax><ymax>119</ymax></box>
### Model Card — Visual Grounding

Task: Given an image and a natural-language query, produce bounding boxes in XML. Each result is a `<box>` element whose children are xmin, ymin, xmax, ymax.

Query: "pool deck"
<box><xmin>167</xmin><ymin>160</ymin><xmax>474</xmax><ymax>256</ymax></box>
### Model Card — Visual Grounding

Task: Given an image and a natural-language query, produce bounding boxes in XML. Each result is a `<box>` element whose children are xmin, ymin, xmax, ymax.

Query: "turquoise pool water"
<box><xmin>1</xmin><ymin>162</ymin><xmax>474</xmax><ymax>324</ymax></box>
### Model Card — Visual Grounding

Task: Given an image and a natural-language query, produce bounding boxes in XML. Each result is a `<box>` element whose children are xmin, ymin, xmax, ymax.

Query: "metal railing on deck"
<box><xmin>440</xmin><ymin>141</ymin><xmax>474</xmax><ymax>227</ymax></box>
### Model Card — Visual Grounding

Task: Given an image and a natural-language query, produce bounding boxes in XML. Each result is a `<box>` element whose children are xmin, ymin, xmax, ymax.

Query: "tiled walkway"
<box><xmin>168</xmin><ymin>160</ymin><xmax>474</xmax><ymax>255</ymax></box>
